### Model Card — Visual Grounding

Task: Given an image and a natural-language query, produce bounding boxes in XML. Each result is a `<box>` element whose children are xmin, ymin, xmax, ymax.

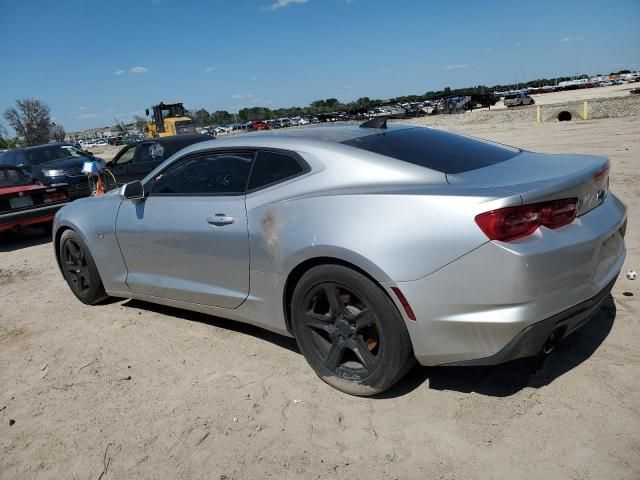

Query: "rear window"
<box><xmin>0</xmin><ymin>168</ymin><xmax>29</xmax><ymax>187</ymax></box>
<box><xmin>342</xmin><ymin>127</ymin><xmax>519</xmax><ymax>174</ymax></box>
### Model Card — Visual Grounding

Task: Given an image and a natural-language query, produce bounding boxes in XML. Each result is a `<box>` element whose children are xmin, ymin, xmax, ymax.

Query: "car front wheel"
<box><xmin>291</xmin><ymin>265</ymin><xmax>414</xmax><ymax>396</ymax></box>
<box><xmin>58</xmin><ymin>229</ymin><xmax>108</xmax><ymax>305</ymax></box>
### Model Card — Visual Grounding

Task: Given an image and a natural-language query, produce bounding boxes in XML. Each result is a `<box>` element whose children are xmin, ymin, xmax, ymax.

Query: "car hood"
<box><xmin>32</xmin><ymin>156</ymin><xmax>91</xmax><ymax>169</ymax></box>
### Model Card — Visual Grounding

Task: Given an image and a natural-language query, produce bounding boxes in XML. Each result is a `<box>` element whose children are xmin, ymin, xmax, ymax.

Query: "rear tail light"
<box><xmin>44</xmin><ymin>191</ymin><xmax>69</xmax><ymax>203</ymax></box>
<box><xmin>475</xmin><ymin>198</ymin><xmax>578</xmax><ymax>242</ymax></box>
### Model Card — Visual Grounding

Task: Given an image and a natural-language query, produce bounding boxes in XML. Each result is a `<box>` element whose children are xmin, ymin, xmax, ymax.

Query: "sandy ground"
<box><xmin>529</xmin><ymin>83</ymin><xmax>635</xmax><ymax>105</ymax></box>
<box><xmin>1</xmin><ymin>114</ymin><xmax>639</xmax><ymax>479</ymax></box>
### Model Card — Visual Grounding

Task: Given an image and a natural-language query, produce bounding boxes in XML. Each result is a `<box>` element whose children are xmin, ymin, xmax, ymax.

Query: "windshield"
<box><xmin>0</xmin><ymin>168</ymin><xmax>29</xmax><ymax>187</ymax></box>
<box><xmin>158</xmin><ymin>104</ymin><xmax>186</xmax><ymax>119</ymax></box>
<box><xmin>24</xmin><ymin>145</ymin><xmax>83</xmax><ymax>165</ymax></box>
<box><xmin>61</xmin><ymin>146</ymin><xmax>88</xmax><ymax>157</ymax></box>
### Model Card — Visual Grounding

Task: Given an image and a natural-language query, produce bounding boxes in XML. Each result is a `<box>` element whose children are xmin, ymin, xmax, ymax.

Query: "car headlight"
<box><xmin>43</xmin><ymin>169</ymin><xmax>65</xmax><ymax>177</ymax></box>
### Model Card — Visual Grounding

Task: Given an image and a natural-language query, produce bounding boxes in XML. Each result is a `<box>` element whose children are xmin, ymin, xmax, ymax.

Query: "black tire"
<box><xmin>291</xmin><ymin>265</ymin><xmax>414</xmax><ymax>396</ymax></box>
<box><xmin>58</xmin><ymin>229</ymin><xmax>108</xmax><ymax>305</ymax></box>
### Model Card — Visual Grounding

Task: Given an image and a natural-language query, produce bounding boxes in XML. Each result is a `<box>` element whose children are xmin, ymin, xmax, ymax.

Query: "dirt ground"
<box><xmin>1</xmin><ymin>114</ymin><xmax>639</xmax><ymax>479</ymax></box>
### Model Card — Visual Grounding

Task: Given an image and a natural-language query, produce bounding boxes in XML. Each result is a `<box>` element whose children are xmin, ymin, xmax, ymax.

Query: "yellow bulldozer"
<box><xmin>145</xmin><ymin>102</ymin><xmax>196</xmax><ymax>138</ymax></box>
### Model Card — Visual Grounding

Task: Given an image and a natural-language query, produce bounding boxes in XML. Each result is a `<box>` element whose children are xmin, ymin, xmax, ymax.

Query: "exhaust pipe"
<box><xmin>542</xmin><ymin>328</ymin><xmax>563</xmax><ymax>355</ymax></box>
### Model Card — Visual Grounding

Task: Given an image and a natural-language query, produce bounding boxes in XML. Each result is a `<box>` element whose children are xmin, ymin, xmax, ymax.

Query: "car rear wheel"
<box><xmin>58</xmin><ymin>229</ymin><xmax>108</xmax><ymax>305</ymax></box>
<box><xmin>291</xmin><ymin>265</ymin><xmax>414</xmax><ymax>396</ymax></box>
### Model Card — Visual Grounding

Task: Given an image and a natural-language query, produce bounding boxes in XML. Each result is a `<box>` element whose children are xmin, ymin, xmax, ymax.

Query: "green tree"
<box><xmin>193</xmin><ymin>108</ymin><xmax>212</xmax><ymax>126</ymax></box>
<box><xmin>51</xmin><ymin>123</ymin><xmax>66</xmax><ymax>142</ymax></box>
<box><xmin>210</xmin><ymin>110</ymin><xmax>233</xmax><ymax>125</ymax></box>
<box><xmin>3</xmin><ymin>98</ymin><xmax>52</xmax><ymax>146</ymax></box>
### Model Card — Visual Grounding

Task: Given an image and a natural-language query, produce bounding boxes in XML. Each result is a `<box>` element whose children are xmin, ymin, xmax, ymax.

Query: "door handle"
<box><xmin>207</xmin><ymin>214</ymin><xmax>235</xmax><ymax>226</ymax></box>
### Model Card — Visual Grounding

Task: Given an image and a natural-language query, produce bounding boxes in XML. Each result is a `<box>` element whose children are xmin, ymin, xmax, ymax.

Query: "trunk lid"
<box><xmin>447</xmin><ymin>151</ymin><xmax>609</xmax><ymax>216</ymax></box>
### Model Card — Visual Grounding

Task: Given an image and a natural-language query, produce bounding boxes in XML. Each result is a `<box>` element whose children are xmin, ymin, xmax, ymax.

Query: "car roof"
<box><xmin>22</xmin><ymin>143</ymin><xmax>71</xmax><ymax>151</ymax></box>
<box><xmin>148</xmin><ymin>133</ymin><xmax>210</xmax><ymax>144</ymax></box>
<box><xmin>241</xmin><ymin>123</ymin><xmax>412</xmax><ymax>143</ymax></box>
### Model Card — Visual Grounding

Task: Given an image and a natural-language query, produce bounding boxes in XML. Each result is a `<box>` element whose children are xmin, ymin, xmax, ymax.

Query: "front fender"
<box><xmin>53</xmin><ymin>196</ymin><xmax>129</xmax><ymax>293</ymax></box>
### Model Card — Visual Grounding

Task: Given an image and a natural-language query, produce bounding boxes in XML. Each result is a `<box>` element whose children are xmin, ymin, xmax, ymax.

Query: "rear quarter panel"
<box><xmin>246</xmin><ymin>182</ymin><xmax>521</xmax><ymax>283</ymax></box>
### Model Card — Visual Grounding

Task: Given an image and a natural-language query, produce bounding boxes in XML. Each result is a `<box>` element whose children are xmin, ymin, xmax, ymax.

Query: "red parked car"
<box><xmin>251</xmin><ymin>121</ymin><xmax>269</xmax><ymax>131</ymax></box>
<box><xmin>0</xmin><ymin>166</ymin><xmax>69</xmax><ymax>233</ymax></box>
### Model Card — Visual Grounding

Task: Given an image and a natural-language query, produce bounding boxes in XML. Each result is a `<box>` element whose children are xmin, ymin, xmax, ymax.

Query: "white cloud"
<box><xmin>79</xmin><ymin>113</ymin><xmax>99</xmax><ymax>119</ymax></box>
<box><xmin>78</xmin><ymin>106</ymin><xmax>87</xmax><ymax>110</ymax></box>
<box><xmin>484</xmin><ymin>47</ymin><xmax>493</xmax><ymax>53</ymax></box>
<box><xmin>264</xmin><ymin>0</ymin><xmax>308</xmax><ymax>10</ymax></box>
<box><xmin>562</xmin><ymin>36</ymin><xmax>584</xmax><ymax>43</ymax></box>
<box><xmin>114</xmin><ymin>69</ymin><xmax>125</xmax><ymax>76</ymax></box>
<box><xmin>232</xmin><ymin>94</ymin><xmax>253</xmax><ymax>99</ymax></box>
<box><xmin>205</xmin><ymin>66</ymin><xmax>215</xmax><ymax>72</ymax></box>
<box><xmin>129</xmin><ymin>66</ymin><xmax>149</xmax><ymax>74</ymax></box>
<box><xmin>512</xmin><ymin>42</ymin><xmax>522</xmax><ymax>48</ymax></box>
<box><xmin>344</xmin><ymin>84</ymin><xmax>353</xmax><ymax>89</ymax></box>
<box><xmin>445</xmin><ymin>64</ymin><xmax>468</xmax><ymax>70</ymax></box>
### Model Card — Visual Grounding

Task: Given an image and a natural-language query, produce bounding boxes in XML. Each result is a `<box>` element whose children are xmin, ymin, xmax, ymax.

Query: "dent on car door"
<box><xmin>114</xmin><ymin>150</ymin><xmax>255</xmax><ymax>308</ymax></box>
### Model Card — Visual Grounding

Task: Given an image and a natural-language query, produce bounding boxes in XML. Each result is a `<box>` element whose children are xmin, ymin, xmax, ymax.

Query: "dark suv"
<box><xmin>0</xmin><ymin>143</ymin><xmax>102</xmax><ymax>199</ymax></box>
<box><xmin>107</xmin><ymin>133</ymin><xmax>211</xmax><ymax>186</ymax></box>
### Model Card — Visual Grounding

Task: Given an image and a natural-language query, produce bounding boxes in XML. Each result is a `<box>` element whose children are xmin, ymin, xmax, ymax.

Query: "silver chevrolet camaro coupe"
<box><xmin>53</xmin><ymin>119</ymin><xmax>627</xmax><ymax>396</ymax></box>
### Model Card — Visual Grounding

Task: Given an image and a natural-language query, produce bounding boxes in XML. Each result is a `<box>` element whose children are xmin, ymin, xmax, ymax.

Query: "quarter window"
<box><xmin>151</xmin><ymin>151</ymin><xmax>254</xmax><ymax>195</ymax></box>
<box><xmin>137</xmin><ymin>143</ymin><xmax>165</xmax><ymax>163</ymax></box>
<box><xmin>248</xmin><ymin>150</ymin><xmax>304</xmax><ymax>191</ymax></box>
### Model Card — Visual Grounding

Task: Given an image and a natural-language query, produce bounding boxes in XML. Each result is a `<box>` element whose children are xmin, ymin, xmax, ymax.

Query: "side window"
<box><xmin>151</xmin><ymin>151</ymin><xmax>254</xmax><ymax>195</ymax></box>
<box><xmin>248</xmin><ymin>150</ymin><xmax>305</xmax><ymax>191</ymax></box>
<box><xmin>136</xmin><ymin>142</ymin><xmax>165</xmax><ymax>163</ymax></box>
<box><xmin>113</xmin><ymin>145</ymin><xmax>137</xmax><ymax>165</ymax></box>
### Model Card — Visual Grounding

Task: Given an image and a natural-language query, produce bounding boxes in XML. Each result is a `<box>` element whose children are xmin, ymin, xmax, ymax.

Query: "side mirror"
<box><xmin>122</xmin><ymin>181</ymin><xmax>144</xmax><ymax>200</ymax></box>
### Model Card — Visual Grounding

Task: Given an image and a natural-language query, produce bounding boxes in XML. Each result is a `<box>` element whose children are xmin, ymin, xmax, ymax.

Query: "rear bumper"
<box><xmin>0</xmin><ymin>204</ymin><xmax>65</xmax><ymax>231</ymax></box>
<box><xmin>388</xmin><ymin>193</ymin><xmax>627</xmax><ymax>366</ymax></box>
<box><xmin>443</xmin><ymin>275</ymin><xmax>617</xmax><ymax>366</ymax></box>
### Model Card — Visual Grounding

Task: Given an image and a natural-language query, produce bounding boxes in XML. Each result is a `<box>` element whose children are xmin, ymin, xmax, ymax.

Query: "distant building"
<box><xmin>66</xmin><ymin>124</ymin><xmax>141</xmax><ymax>142</ymax></box>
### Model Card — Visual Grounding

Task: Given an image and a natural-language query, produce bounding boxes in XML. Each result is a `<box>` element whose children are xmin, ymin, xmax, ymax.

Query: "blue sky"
<box><xmin>1</xmin><ymin>0</ymin><xmax>638</xmax><ymax>132</ymax></box>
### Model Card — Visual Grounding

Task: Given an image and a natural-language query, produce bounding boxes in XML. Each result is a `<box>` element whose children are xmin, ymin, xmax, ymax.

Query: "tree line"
<box><xmin>186</xmin><ymin>70</ymin><xmax>634</xmax><ymax>126</ymax></box>
<box><xmin>1</xmin><ymin>69</ymin><xmax>634</xmax><ymax>145</ymax></box>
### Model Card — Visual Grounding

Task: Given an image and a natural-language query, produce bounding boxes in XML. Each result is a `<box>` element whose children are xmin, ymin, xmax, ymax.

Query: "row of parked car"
<box><xmin>200</xmin><ymin>116</ymin><xmax>319</xmax><ymax>136</ymax></box>
<box><xmin>0</xmin><ymin>133</ymin><xmax>213</xmax><ymax>235</ymax></box>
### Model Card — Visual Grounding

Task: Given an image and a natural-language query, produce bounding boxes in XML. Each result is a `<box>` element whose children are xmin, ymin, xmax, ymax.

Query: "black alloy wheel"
<box><xmin>292</xmin><ymin>265</ymin><xmax>413</xmax><ymax>396</ymax></box>
<box><xmin>58</xmin><ymin>229</ymin><xmax>108</xmax><ymax>305</ymax></box>
<box><xmin>302</xmin><ymin>282</ymin><xmax>382</xmax><ymax>379</ymax></box>
<box><xmin>62</xmin><ymin>237</ymin><xmax>91</xmax><ymax>296</ymax></box>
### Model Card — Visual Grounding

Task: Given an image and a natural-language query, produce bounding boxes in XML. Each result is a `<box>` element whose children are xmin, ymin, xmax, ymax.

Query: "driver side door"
<box><xmin>114</xmin><ymin>149</ymin><xmax>255</xmax><ymax>308</ymax></box>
